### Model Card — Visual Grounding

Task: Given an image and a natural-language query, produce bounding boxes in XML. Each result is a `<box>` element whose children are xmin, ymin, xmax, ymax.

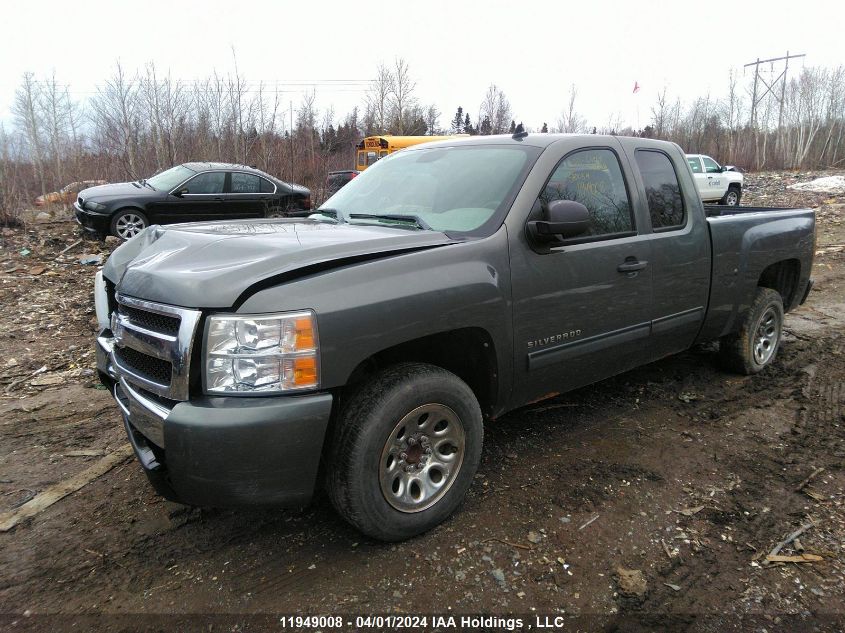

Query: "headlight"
<box><xmin>204</xmin><ymin>311</ymin><xmax>319</xmax><ymax>394</ymax></box>
<box><xmin>85</xmin><ymin>201</ymin><xmax>107</xmax><ymax>212</ymax></box>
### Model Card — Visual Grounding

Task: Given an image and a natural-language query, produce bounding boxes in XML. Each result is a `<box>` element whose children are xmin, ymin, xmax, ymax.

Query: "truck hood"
<box><xmin>103</xmin><ymin>218</ymin><xmax>457</xmax><ymax>308</ymax></box>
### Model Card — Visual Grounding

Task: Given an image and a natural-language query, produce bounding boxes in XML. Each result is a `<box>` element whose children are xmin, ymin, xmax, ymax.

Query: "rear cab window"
<box><xmin>540</xmin><ymin>148</ymin><xmax>635</xmax><ymax>240</ymax></box>
<box><xmin>687</xmin><ymin>156</ymin><xmax>703</xmax><ymax>173</ymax></box>
<box><xmin>635</xmin><ymin>150</ymin><xmax>686</xmax><ymax>231</ymax></box>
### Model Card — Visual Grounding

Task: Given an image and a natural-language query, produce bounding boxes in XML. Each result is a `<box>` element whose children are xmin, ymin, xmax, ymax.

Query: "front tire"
<box><xmin>719</xmin><ymin>287</ymin><xmax>784</xmax><ymax>374</ymax></box>
<box><xmin>110</xmin><ymin>209</ymin><xmax>148</xmax><ymax>240</ymax></box>
<box><xmin>720</xmin><ymin>185</ymin><xmax>741</xmax><ymax>206</ymax></box>
<box><xmin>327</xmin><ymin>363</ymin><xmax>483</xmax><ymax>541</ymax></box>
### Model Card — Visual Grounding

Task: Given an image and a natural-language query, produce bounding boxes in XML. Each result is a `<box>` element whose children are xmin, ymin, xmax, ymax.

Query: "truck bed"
<box><xmin>704</xmin><ymin>204</ymin><xmax>798</xmax><ymax>217</ymax></box>
<box><xmin>699</xmin><ymin>205</ymin><xmax>815</xmax><ymax>342</ymax></box>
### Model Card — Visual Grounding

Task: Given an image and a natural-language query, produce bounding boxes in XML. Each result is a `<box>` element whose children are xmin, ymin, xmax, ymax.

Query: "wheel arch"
<box><xmin>758</xmin><ymin>258</ymin><xmax>801</xmax><ymax>312</ymax></box>
<box><xmin>340</xmin><ymin>327</ymin><xmax>500</xmax><ymax>420</ymax></box>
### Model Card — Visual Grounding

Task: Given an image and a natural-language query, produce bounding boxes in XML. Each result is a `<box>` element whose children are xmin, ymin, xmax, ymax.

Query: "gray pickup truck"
<box><xmin>94</xmin><ymin>134</ymin><xmax>815</xmax><ymax>540</ymax></box>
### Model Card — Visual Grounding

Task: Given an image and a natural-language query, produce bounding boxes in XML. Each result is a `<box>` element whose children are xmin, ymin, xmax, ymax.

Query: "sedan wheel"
<box><xmin>111</xmin><ymin>211</ymin><xmax>148</xmax><ymax>240</ymax></box>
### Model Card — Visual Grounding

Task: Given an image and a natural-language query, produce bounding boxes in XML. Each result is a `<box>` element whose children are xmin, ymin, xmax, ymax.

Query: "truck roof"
<box><xmin>409</xmin><ymin>133</ymin><xmax>669</xmax><ymax>150</ymax></box>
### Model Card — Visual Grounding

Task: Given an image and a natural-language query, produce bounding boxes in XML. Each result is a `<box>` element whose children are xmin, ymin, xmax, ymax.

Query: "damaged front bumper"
<box><xmin>96</xmin><ymin>332</ymin><xmax>333</xmax><ymax>508</ymax></box>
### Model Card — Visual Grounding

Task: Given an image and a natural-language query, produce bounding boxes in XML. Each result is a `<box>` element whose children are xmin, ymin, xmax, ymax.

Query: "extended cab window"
<box><xmin>540</xmin><ymin>148</ymin><xmax>633</xmax><ymax>237</ymax></box>
<box><xmin>702</xmin><ymin>156</ymin><xmax>721</xmax><ymax>173</ymax></box>
<box><xmin>635</xmin><ymin>150</ymin><xmax>685</xmax><ymax>230</ymax></box>
<box><xmin>183</xmin><ymin>172</ymin><xmax>225</xmax><ymax>194</ymax></box>
<box><xmin>687</xmin><ymin>156</ymin><xmax>702</xmax><ymax>173</ymax></box>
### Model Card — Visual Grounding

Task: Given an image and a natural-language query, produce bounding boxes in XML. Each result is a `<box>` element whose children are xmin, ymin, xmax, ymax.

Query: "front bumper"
<box><xmin>97</xmin><ymin>335</ymin><xmax>333</xmax><ymax>508</ymax></box>
<box><xmin>74</xmin><ymin>203</ymin><xmax>111</xmax><ymax>235</ymax></box>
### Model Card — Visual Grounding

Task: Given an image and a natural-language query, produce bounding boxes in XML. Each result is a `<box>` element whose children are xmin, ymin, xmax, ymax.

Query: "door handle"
<box><xmin>213</xmin><ymin>196</ymin><xmax>224</xmax><ymax>201</ymax></box>
<box><xmin>617</xmin><ymin>259</ymin><xmax>648</xmax><ymax>273</ymax></box>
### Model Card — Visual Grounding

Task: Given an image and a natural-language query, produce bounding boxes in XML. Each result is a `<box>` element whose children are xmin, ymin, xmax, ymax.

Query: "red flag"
<box><xmin>633</xmin><ymin>81</ymin><xmax>640</xmax><ymax>94</ymax></box>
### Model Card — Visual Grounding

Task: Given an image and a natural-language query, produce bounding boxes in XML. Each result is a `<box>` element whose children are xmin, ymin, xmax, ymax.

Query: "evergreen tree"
<box><xmin>451</xmin><ymin>106</ymin><xmax>464</xmax><ymax>134</ymax></box>
<box><xmin>479</xmin><ymin>116</ymin><xmax>492</xmax><ymax>135</ymax></box>
<box><xmin>508</xmin><ymin>120</ymin><xmax>516</xmax><ymax>134</ymax></box>
<box><xmin>464</xmin><ymin>113</ymin><xmax>474</xmax><ymax>135</ymax></box>
<box><xmin>541</xmin><ymin>122</ymin><xmax>548</xmax><ymax>133</ymax></box>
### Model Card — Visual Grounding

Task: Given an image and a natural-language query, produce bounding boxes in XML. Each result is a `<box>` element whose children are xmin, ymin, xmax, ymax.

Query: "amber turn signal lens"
<box><xmin>293</xmin><ymin>357</ymin><xmax>318</xmax><ymax>386</ymax></box>
<box><xmin>294</xmin><ymin>317</ymin><xmax>315</xmax><ymax>350</ymax></box>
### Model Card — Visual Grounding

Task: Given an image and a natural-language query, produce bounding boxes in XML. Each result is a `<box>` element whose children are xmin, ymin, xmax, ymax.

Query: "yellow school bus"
<box><xmin>355</xmin><ymin>135</ymin><xmax>468</xmax><ymax>171</ymax></box>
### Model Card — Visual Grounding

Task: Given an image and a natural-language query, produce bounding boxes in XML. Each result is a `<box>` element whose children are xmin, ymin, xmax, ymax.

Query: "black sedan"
<box><xmin>75</xmin><ymin>163</ymin><xmax>312</xmax><ymax>240</ymax></box>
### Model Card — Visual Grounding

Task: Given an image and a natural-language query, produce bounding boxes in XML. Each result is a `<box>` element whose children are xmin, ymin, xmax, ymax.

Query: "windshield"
<box><xmin>319</xmin><ymin>145</ymin><xmax>539</xmax><ymax>235</ymax></box>
<box><xmin>147</xmin><ymin>165</ymin><xmax>196</xmax><ymax>191</ymax></box>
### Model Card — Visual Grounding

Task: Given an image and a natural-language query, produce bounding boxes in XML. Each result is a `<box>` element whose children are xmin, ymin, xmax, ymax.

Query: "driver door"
<box><xmin>163</xmin><ymin>171</ymin><xmax>226</xmax><ymax>222</ymax></box>
<box><xmin>509</xmin><ymin>141</ymin><xmax>654</xmax><ymax>405</ymax></box>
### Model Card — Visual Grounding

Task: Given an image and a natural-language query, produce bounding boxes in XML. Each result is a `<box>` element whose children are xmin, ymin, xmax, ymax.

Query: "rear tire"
<box><xmin>327</xmin><ymin>363</ymin><xmax>483</xmax><ymax>541</ymax></box>
<box><xmin>110</xmin><ymin>209</ymin><xmax>148</xmax><ymax>240</ymax></box>
<box><xmin>720</xmin><ymin>185</ymin><xmax>741</xmax><ymax>206</ymax></box>
<box><xmin>719</xmin><ymin>287</ymin><xmax>784</xmax><ymax>374</ymax></box>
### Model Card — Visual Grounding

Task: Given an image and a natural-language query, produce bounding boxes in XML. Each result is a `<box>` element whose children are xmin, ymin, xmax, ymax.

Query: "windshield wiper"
<box><xmin>314</xmin><ymin>208</ymin><xmax>346</xmax><ymax>223</ymax></box>
<box><xmin>139</xmin><ymin>178</ymin><xmax>155</xmax><ymax>190</ymax></box>
<box><xmin>348</xmin><ymin>213</ymin><xmax>433</xmax><ymax>230</ymax></box>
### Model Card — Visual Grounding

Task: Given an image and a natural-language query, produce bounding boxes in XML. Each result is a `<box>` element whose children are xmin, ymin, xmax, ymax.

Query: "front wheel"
<box><xmin>327</xmin><ymin>363</ymin><xmax>483</xmax><ymax>541</ymax></box>
<box><xmin>110</xmin><ymin>209</ymin><xmax>148</xmax><ymax>240</ymax></box>
<box><xmin>719</xmin><ymin>287</ymin><xmax>784</xmax><ymax>374</ymax></box>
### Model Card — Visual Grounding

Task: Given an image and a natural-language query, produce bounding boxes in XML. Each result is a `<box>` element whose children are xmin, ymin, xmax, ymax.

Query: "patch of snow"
<box><xmin>788</xmin><ymin>175</ymin><xmax>845</xmax><ymax>194</ymax></box>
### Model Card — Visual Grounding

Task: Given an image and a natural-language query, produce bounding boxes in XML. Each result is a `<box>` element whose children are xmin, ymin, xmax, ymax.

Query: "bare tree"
<box><xmin>90</xmin><ymin>62</ymin><xmax>142</xmax><ymax>178</ymax></box>
<box><xmin>252</xmin><ymin>82</ymin><xmax>281</xmax><ymax>171</ymax></box>
<box><xmin>424</xmin><ymin>104</ymin><xmax>441</xmax><ymax>135</ymax></box>
<box><xmin>141</xmin><ymin>63</ymin><xmax>188</xmax><ymax>170</ymax></box>
<box><xmin>556</xmin><ymin>84</ymin><xmax>586</xmax><ymax>133</ymax></box>
<box><xmin>479</xmin><ymin>84</ymin><xmax>512</xmax><ymax>134</ymax></box>
<box><xmin>650</xmin><ymin>87</ymin><xmax>670</xmax><ymax>138</ymax></box>
<box><xmin>388</xmin><ymin>58</ymin><xmax>418</xmax><ymax>134</ymax></box>
<box><xmin>364</xmin><ymin>63</ymin><xmax>392</xmax><ymax>134</ymax></box>
<box><xmin>227</xmin><ymin>49</ymin><xmax>250</xmax><ymax>164</ymax></box>
<box><xmin>12</xmin><ymin>72</ymin><xmax>46</xmax><ymax>194</ymax></box>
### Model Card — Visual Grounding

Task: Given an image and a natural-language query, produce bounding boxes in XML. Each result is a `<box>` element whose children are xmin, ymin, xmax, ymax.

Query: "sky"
<box><xmin>1</xmin><ymin>0</ymin><xmax>843</xmax><ymax>132</ymax></box>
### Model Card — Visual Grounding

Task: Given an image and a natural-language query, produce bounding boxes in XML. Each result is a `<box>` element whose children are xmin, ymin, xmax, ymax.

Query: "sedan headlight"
<box><xmin>204</xmin><ymin>311</ymin><xmax>319</xmax><ymax>394</ymax></box>
<box><xmin>85</xmin><ymin>201</ymin><xmax>107</xmax><ymax>212</ymax></box>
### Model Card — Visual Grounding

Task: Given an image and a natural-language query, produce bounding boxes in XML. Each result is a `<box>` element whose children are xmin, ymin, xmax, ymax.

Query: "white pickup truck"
<box><xmin>686</xmin><ymin>154</ymin><xmax>743</xmax><ymax>206</ymax></box>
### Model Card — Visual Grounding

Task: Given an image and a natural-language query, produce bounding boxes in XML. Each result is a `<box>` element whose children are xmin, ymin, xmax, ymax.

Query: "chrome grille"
<box><xmin>110</xmin><ymin>294</ymin><xmax>201</xmax><ymax>401</ymax></box>
<box><xmin>115</xmin><ymin>346</ymin><xmax>172</xmax><ymax>384</ymax></box>
<box><xmin>118</xmin><ymin>303</ymin><xmax>180</xmax><ymax>335</ymax></box>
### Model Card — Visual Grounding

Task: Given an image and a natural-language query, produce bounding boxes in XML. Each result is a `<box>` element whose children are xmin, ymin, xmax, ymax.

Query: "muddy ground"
<box><xmin>0</xmin><ymin>173</ymin><xmax>843</xmax><ymax>632</ymax></box>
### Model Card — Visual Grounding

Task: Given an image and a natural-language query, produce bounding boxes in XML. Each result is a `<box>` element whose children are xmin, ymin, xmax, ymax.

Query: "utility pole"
<box><xmin>289</xmin><ymin>100</ymin><xmax>294</xmax><ymax>182</ymax></box>
<box><xmin>744</xmin><ymin>52</ymin><xmax>805</xmax><ymax>168</ymax></box>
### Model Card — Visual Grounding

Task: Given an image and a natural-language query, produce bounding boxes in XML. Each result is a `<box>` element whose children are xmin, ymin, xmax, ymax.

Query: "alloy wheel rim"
<box><xmin>753</xmin><ymin>306</ymin><xmax>780</xmax><ymax>365</ymax></box>
<box><xmin>727</xmin><ymin>191</ymin><xmax>738</xmax><ymax>205</ymax></box>
<box><xmin>116</xmin><ymin>214</ymin><xmax>145</xmax><ymax>239</ymax></box>
<box><xmin>379</xmin><ymin>403</ymin><xmax>465</xmax><ymax>513</ymax></box>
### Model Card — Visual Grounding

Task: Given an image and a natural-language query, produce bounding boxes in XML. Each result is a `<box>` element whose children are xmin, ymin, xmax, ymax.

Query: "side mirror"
<box><xmin>527</xmin><ymin>199</ymin><xmax>591</xmax><ymax>245</ymax></box>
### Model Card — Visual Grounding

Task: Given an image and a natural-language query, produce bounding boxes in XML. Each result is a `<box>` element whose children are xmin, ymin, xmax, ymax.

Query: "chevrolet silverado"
<box><xmin>94</xmin><ymin>134</ymin><xmax>815</xmax><ymax>540</ymax></box>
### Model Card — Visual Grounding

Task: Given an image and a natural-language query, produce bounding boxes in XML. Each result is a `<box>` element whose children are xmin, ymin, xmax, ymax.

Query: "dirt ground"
<box><xmin>0</xmin><ymin>173</ymin><xmax>844</xmax><ymax>632</ymax></box>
